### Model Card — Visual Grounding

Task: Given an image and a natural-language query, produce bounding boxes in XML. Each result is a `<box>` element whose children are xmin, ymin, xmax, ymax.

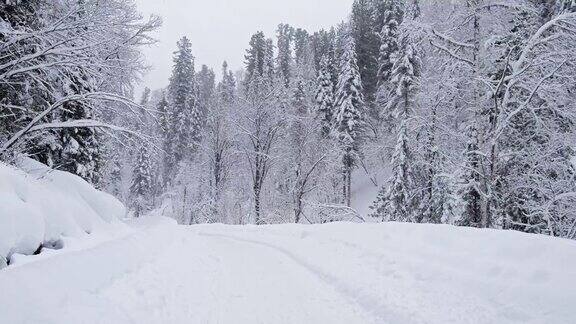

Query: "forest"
<box><xmin>1</xmin><ymin>0</ymin><xmax>576</xmax><ymax>240</ymax></box>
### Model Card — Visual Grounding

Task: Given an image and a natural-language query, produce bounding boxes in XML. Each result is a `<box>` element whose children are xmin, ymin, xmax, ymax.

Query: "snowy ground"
<box><xmin>2</xmin><ymin>217</ymin><xmax>575</xmax><ymax>324</ymax></box>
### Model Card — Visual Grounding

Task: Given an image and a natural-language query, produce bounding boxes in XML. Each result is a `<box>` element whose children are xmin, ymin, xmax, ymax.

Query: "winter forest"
<box><xmin>2</xmin><ymin>0</ymin><xmax>576</xmax><ymax>240</ymax></box>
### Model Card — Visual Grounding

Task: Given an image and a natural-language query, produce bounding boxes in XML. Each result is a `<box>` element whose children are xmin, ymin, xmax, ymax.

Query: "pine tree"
<box><xmin>372</xmin><ymin>20</ymin><xmax>421</xmax><ymax>222</ymax></box>
<box><xmin>458</xmin><ymin>124</ymin><xmax>483</xmax><ymax>227</ymax></box>
<box><xmin>351</xmin><ymin>0</ymin><xmax>380</xmax><ymax>108</ymax></box>
<box><xmin>244</xmin><ymin>32</ymin><xmax>275</xmax><ymax>88</ymax></box>
<box><xmin>375</xmin><ymin>0</ymin><xmax>403</xmax><ymax>112</ymax></box>
<box><xmin>335</xmin><ymin>31</ymin><xmax>365</xmax><ymax>206</ymax></box>
<box><xmin>164</xmin><ymin>36</ymin><xmax>199</xmax><ymax>183</ymax></box>
<box><xmin>370</xmin><ymin>119</ymin><xmax>413</xmax><ymax>221</ymax></box>
<box><xmin>311</xmin><ymin>28</ymin><xmax>337</xmax><ymax>76</ymax></box>
<box><xmin>130</xmin><ymin>144</ymin><xmax>153</xmax><ymax>218</ymax></box>
<box><xmin>276</xmin><ymin>24</ymin><xmax>294</xmax><ymax>87</ymax></box>
<box><xmin>58</xmin><ymin>75</ymin><xmax>102</xmax><ymax>186</ymax></box>
<box><xmin>218</xmin><ymin>61</ymin><xmax>236</xmax><ymax>105</ymax></box>
<box><xmin>294</xmin><ymin>28</ymin><xmax>311</xmax><ymax>65</ymax></box>
<box><xmin>196</xmin><ymin>64</ymin><xmax>216</xmax><ymax>126</ymax></box>
<box><xmin>157</xmin><ymin>93</ymin><xmax>169</xmax><ymax>135</ymax></box>
<box><xmin>315</xmin><ymin>56</ymin><xmax>336</xmax><ymax>137</ymax></box>
<box><xmin>385</xmin><ymin>32</ymin><xmax>421</xmax><ymax>119</ymax></box>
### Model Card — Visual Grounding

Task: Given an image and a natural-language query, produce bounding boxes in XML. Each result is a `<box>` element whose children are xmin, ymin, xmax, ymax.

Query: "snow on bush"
<box><xmin>0</xmin><ymin>157</ymin><xmax>125</xmax><ymax>263</ymax></box>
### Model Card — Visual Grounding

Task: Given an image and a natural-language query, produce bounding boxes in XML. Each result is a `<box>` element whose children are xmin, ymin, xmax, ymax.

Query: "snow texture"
<box><xmin>1</xmin><ymin>218</ymin><xmax>575</xmax><ymax>323</ymax></box>
<box><xmin>0</xmin><ymin>157</ymin><xmax>125</xmax><ymax>263</ymax></box>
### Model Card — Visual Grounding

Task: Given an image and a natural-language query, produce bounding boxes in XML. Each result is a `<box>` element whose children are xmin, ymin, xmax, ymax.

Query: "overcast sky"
<box><xmin>134</xmin><ymin>0</ymin><xmax>354</xmax><ymax>93</ymax></box>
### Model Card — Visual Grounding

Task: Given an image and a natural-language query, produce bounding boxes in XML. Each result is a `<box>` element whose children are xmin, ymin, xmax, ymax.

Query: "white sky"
<box><xmin>133</xmin><ymin>0</ymin><xmax>354</xmax><ymax>93</ymax></box>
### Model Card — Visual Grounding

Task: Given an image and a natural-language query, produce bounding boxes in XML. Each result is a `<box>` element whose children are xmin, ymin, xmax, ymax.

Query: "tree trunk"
<box><xmin>343</xmin><ymin>170</ymin><xmax>348</xmax><ymax>205</ymax></box>
<box><xmin>254</xmin><ymin>187</ymin><xmax>262</xmax><ymax>225</ymax></box>
<box><xmin>347</xmin><ymin>167</ymin><xmax>352</xmax><ymax>207</ymax></box>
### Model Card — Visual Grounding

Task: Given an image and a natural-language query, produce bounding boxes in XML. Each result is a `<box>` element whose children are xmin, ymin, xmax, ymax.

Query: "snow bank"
<box><xmin>0</xmin><ymin>157</ymin><xmax>125</xmax><ymax>263</ymax></box>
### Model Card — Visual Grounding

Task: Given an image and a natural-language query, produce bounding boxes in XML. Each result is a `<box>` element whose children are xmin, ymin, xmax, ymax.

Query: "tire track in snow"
<box><xmin>198</xmin><ymin>231</ymin><xmax>416</xmax><ymax>324</ymax></box>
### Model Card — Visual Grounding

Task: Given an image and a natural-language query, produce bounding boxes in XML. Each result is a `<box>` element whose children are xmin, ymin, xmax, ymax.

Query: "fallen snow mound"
<box><xmin>0</xmin><ymin>157</ymin><xmax>125</xmax><ymax>263</ymax></box>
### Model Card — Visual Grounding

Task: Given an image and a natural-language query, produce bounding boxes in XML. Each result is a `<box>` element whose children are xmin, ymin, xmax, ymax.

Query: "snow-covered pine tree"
<box><xmin>370</xmin><ymin>119</ymin><xmax>412</xmax><ymax>221</ymax></box>
<box><xmin>276</xmin><ymin>24</ymin><xmax>294</xmax><ymax>87</ymax></box>
<box><xmin>294</xmin><ymin>28</ymin><xmax>311</xmax><ymax>65</ymax></box>
<box><xmin>384</xmin><ymin>31</ymin><xmax>421</xmax><ymax>120</ymax></box>
<box><xmin>130</xmin><ymin>144</ymin><xmax>153</xmax><ymax>218</ymax></box>
<box><xmin>244</xmin><ymin>31</ymin><xmax>275</xmax><ymax>89</ymax></box>
<box><xmin>218</xmin><ymin>61</ymin><xmax>236</xmax><ymax>105</ymax></box>
<box><xmin>58</xmin><ymin>74</ymin><xmax>103</xmax><ymax>186</ymax></box>
<box><xmin>164</xmin><ymin>36</ymin><xmax>199</xmax><ymax>183</ymax></box>
<box><xmin>334</xmin><ymin>30</ymin><xmax>365</xmax><ymax>207</ymax></box>
<box><xmin>315</xmin><ymin>56</ymin><xmax>336</xmax><ymax>137</ymax></box>
<box><xmin>375</xmin><ymin>0</ymin><xmax>403</xmax><ymax>117</ymax></box>
<box><xmin>310</xmin><ymin>28</ymin><xmax>337</xmax><ymax>78</ymax></box>
<box><xmin>351</xmin><ymin>0</ymin><xmax>380</xmax><ymax>109</ymax></box>
<box><xmin>157</xmin><ymin>93</ymin><xmax>169</xmax><ymax>136</ymax></box>
<box><xmin>196</xmin><ymin>64</ymin><xmax>216</xmax><ymax>127</ymax></box>
<box><xmin>372</xmin><ymin>19</ymin><xmax>421</xmax><ymax>222</ymax></box>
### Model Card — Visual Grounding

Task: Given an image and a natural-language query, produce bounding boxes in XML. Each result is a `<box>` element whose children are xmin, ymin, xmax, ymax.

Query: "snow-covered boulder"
<box><xmin>0</xmin><ymin>157</ymin><xmax>125</xmax><ymax>263</ymax></box>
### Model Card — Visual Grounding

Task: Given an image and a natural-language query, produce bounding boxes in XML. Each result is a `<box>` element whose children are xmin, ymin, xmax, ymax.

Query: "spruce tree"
<box><xmin>458</xmin><ymin>124</ymin><xmax>483</xmax><ymax>227</ymax></box>
<box><xmin>157</xmin><ymin>93</ymin><xmax>169</xmax><ymax>135</ymax></box>
<box><xmin>294</xmin><ymin>28</ymin><xmax>311</xmax><ymax>65</ymax></box>
<box><xmin>196</xmin><ymin>64</ymin><xmax>216</xmax><ymax>126</ymax></box>
<box><xmin>372</xmin><ymin>22</ymin><xmax>421</xmax><ymax>222</ymax></box>
<box><xmin>351</xmin><ymin>0</ymin><xmax>380</xmax><ymax>108</ymax></box>
<box><xmin>58</xmin><ymin>75</ymin><xmax>102</xmax><ymax>186</ymax></box>
<box><xmin>315</xmin><ymin>56</ymin><xmax>335</xmax><ymax>137</ymax></box>
<box><xmin>334</xmin><ymin>31</ymin><xmax>365</xmax><ymax>206</ymax></box>
<box><xmin>375</xmin><ymin>0</ymin><xmax>403</xmax><ymax>112</ymax></box>
<box><xmin>218</xmin><ymin>61</ymin><xmax>236</xmax><ymax>105</ymax></box>
<box><xmin>244</xmin><ymin>32</ymin><xmax>275</xmax><ymax>89</ymax></box>
<box><xmin>385</xmin><ymin>33</ymin><xmax>421</xmax><ymax>119</ymax></box>
<box><xmin>370</xmin><ymin>119</ymin><xmax>413</xmax><ymax>221</ymax></box>
<box><xmin>164</xmin><ymin>36</ymin><xmax>198</xmax><ymax>182</ymax></box>
<box><xmin>276</xmin><ymin>24</ymin><xmax>294</xmax><ymax>87</ymax></box>
<box><xmin>311</xmin><ymin>28</ymin><xmax>337</xmax><ymax>76</ymax></box>
<box><xmin>130</xmin><ymin>144</ymin><xmax>153</xmax><ymax>218</ymax></box>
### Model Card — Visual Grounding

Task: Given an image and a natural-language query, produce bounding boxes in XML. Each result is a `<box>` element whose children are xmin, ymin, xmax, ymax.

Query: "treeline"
<box><xmin>2</xmin><ymin>0</ymin><xmax>576</xmax><ymax>239</ymax></box>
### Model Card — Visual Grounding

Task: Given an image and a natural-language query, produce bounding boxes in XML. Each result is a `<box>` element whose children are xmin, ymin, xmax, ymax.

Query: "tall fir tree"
<box><xmin>385</xmin><ymin>33</ymin><xmax>421</xmax><ymax>119</ymax></box>
<box><xmin>130</xmin><ymin>144</ymin><xmax>153</xmax><ymax>218</ymax></box>
<box><xmin>276</xmin><ymin>24</ymin><xmax>294</xmax><ymax>87</ymax></box>
<box><xmin>335</xmin><ymin>30</ymin><xmax>365</xmax><ymax>206</ymax></box>
<box><xmin>58</xmin><ymin>75</ymin><xmax>103</xmax><ymax>186</ymax></box>
<box><xmin>311</xmin><ymin>28</ymin><xmax>337</xmax><ymax>78</ymax></box>
<box><xmin>244</xmin><ymin>31</ymin><xmax>275</xmax><ymax>88</ymax></box>
<box><xmin>375</xmin><ymin>0</ymin><xmax>403</xmax><ymax>114</ymax></box>
<box><xmin>351</xmin><ymin>0</ymin><xmax>380</xmax><ymax>109</ymax></box>
<box><xmin>372</xmin><ymin>19</ymin><xmax>422</xmax><ymax>222</ymax></box>
<box><xmin>164</xmin><ymin>36</ymin><xmax>199</xmax><ymax>183</ymax></box>
<box><xmin>218</xmin><ymin>61</ymin><xmax>236</xmax><ymax>105</ymax></box>
<box><xmin>371</xmin><ymin>119</ymin><xmax>413</xmax><ymax>221</ymax></box>
<box><xmin>315</xmin><ymin>56</ymin><xmax>336</xmax><ymax>137</ymax></box>
<box><xmin>196</xmin><ymin>64</ymin><xmax>216</xmax><ymax>127</ymax></box>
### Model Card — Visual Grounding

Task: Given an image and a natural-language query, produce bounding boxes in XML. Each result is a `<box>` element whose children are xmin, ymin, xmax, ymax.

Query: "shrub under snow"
<box><xmin>0</xmin><ymin>157</ymin><xmax>125</xmax><ymax>264</ymax></box>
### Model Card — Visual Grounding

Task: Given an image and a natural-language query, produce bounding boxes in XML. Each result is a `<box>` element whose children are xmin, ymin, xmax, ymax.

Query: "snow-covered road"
<box><xmin>2</xmin><ymin>218</ymin><xmax>576</xmax><ymax>324</ymax></box>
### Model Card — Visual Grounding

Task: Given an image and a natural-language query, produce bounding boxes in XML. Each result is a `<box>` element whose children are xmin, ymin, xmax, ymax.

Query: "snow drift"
<box><xmin>0</xmin><ymin>157</ymin><xmax>125</xmax><ymax>264</ymax></box>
